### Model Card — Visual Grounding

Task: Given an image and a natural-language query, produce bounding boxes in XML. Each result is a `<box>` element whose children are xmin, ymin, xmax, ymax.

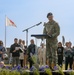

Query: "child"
<box><xmin>38</xmin><ymin>43</ymin><xmax>46</xmax><ymax>66</ymax></box>
<box><xmin>57</xmin><ymin>42</ymin><xmax>64</xmax><ymax>67</ymax></box>
<box><xmin>65</xmin><ymin>42</ymin><xmax>73</xmax><ymax>70</ymax></box>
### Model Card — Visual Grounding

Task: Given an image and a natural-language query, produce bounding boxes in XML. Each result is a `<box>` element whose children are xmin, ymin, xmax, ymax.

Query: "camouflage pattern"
<box><xmin>43</xmin><ymin>20</ymin><xmax>60</xmax><ymax>66</ymax></box>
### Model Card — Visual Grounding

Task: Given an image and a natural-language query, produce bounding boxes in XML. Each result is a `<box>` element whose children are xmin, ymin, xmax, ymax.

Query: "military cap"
<box><xmin>47</xmin><ymin>12</ymin><xmax>53</xmax><ymax>18</ymax></box>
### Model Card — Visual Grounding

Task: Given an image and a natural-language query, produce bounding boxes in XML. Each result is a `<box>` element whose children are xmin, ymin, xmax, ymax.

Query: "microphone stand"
<box><xmin>22</xmin><ymin>22</ymin><xmax>42</xmax><ymax>47</ymax></box>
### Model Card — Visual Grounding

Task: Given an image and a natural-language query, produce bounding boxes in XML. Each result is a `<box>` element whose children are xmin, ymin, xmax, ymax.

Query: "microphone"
<box><xmin>22</xmin><ymin>22</ymin><xmax>42</xmax><ymax>32</ymax></box>
<box><xmin>36</xmin><ymin>22</ymin><xmax>42</xmax><ymax>26</ymax></box>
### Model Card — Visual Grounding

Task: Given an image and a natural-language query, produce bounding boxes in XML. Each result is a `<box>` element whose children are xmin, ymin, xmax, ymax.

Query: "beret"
<box><xmin>47</xmin><ymin>12</ymin><xmax>53</xmax><ymax>18</ymax></box>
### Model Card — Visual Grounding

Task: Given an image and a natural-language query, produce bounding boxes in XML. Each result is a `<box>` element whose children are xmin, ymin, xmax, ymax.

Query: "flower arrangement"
<box><xmin>0</xmin><ymin>64</ymin><xmax>74</xmax><ymax>75</ymax></box>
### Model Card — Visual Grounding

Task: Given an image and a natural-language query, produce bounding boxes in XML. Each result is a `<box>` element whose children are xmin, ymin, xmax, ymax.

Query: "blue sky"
<box><xmin>0</xmin><ymin>0</ymin><xmax>74</xmax><ymax>47</ymax></box>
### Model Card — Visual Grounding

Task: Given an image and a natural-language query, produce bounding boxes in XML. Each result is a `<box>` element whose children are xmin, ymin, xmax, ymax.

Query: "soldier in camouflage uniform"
<box><xmin>43</xmin><ymin>12</ymin><xmax>60</xmax><ymax>69</ymax></box>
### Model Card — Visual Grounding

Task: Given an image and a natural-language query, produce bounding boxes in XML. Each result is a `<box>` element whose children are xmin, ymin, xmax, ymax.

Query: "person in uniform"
<box><xmin>43</xmin><ymin>12</ymin><xmax>60</xmax><ymax>69</ymax></box>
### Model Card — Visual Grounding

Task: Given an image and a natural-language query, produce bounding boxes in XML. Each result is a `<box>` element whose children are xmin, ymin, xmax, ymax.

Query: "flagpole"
<box><xmin>5</xmin><ymin>15</ymin><xmax>6</xmax><ymax>48</ymax></box>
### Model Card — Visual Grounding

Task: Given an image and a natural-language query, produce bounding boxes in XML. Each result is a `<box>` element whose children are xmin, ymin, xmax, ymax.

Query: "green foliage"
<box><xmin>21</xmin><ymin>70</ymin><xmax>29</xmax><ymax>75</ymax></box>
<box><xmin>45</xmin><ymin>68</ymin><xmax>52</xmax><ymax>75</ymax></box>
<box><xmin>33</xmin><ymin>69</ymin><xmax>40</xmax><ymax>75</ymax></box>
<box><xmin>31</xmin><ymin>55</ymin><xmax>37</xmax><ymax>64</ymax></box>
<box><xmin>0</xmin><ymin>69</ymin><xmax>20</xmax><ymax>75</ymax></box>
<box><xmin>69</xmin><ymin>71</ymin><xmax>74</xmax><ymax>75</ymax></box>
<box><xmin>0</xmin><ymin>69</ymin><xmax>9</xmax><ymax>75</ymax></box>
<box><xmin>9</xmin><ymin>70</ymin><xmax>20</xmax><ymax>75</ymax></box>
<box><xmin>58</xmin><ymin>66</ymin><xmax>64</xmax><ymax>75</ymax></box>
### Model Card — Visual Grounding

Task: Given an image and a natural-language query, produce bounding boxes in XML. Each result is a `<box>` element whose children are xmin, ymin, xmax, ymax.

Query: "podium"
<box><xmin>31</xmin><ymin>34</ymin><xmax>51</xmax><ymax>64</ymax></box>
<box><xmin>31</xmin><ymin>34</ymin><xmax>51</xmax><ymax>39</ymax></box>
<box><xmin>31</xmin><ymin>34</ymin><xmax>51</xmax><ymax>47</ymax></box>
